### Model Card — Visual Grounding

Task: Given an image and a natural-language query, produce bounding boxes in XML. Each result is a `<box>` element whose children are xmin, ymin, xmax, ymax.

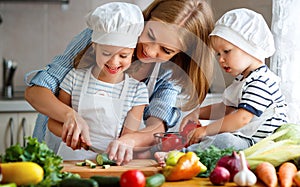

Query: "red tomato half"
<box><xmin>120</xmin><ymin>170</ymin><xmax>146</xmax><ymax>187</ymax></box>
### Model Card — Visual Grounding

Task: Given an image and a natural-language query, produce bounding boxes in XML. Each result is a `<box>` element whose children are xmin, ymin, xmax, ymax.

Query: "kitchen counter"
<box><xmin>0</xmin><ymin>91</ymin><xmax>35</xmax><ymax>112</ymax></box>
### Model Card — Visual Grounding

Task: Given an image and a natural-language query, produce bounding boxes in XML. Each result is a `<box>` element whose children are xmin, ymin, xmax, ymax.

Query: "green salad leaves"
<box><xmin>0</xmin><ymin>137</ymin><xmax>79</xmax><ymax>187</ymax></box>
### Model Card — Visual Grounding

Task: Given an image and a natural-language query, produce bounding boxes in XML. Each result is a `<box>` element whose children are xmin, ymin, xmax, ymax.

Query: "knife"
<box><xmin>86</xmin><ymin>145</ymin><xmax>104</xmax><ymax>154</ymax></box>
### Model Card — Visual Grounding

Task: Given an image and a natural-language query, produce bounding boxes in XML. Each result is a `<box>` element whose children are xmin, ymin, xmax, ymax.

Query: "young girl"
<box><xmin>180</xmin><ymin>8</ymin><xmax>288</xmax><ymax>151</ymax></box>
<box><xmin>47</xmin><ymin>2</ymin><xmax>148</xmax><ymax>160</ymax></box>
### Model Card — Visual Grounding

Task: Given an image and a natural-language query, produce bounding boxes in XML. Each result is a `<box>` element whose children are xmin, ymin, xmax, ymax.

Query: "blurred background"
<box><xmin>0</xmin><ymin>0</ymin><xmax>272</xmax><ymax>92</ymax></box>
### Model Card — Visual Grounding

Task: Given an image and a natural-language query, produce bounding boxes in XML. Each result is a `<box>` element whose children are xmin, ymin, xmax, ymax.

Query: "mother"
<box><xmin>25</xmin><ymin>0</ymin><xmax>215</xmax><ymax>165</ymax></box>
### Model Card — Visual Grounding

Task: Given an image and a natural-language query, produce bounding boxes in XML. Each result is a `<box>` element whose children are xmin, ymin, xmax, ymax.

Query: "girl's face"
<box><xmin>211</xmin><ymin>36</ymin><xmax>262</xmax><ymax>77</ymax></box>
<box><xmin>93</xmin><ymin>44</ymin><xmax>134</xmax><ymax>81</ymax></box>
<box><xmin>136</xmin><ymin>19</ymin><xmax>182</xmax><ymax>63</ymax></box>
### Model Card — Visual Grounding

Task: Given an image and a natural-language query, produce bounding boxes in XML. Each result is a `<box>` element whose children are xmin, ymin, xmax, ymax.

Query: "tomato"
<box><xmin>180</xmin><ymin>120</ymin><xmax>201</xmax><ymax>147</ymax></box>
<box><xmin>181</xmin><ymin>120</ymin><xmax>201</xmax><ymax>137</ymax></box>
<box><xmin>161</xmin><ymin>134</ymin><xmax>184</xmax><ymax>151</ymax></box>
<box><xmin>120</xmin><ymin>170</ymin><xmax>146</xmax><ymax>187</ymax></box>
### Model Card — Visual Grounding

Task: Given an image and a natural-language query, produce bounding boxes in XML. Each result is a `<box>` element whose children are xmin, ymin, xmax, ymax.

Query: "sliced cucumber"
<box><xmin>95</xmin><ymin>153</ymin><xmax>116</xmax><ymax>166</ymax></box>
<box><xmin>76</xmin><ymin>161</ymin><xmax>87</xmax><ymax>166</ymax></box>
<box><xmin>85</xmin><ymin>159</ymin><xmax>97</xmax><ymax>168</ymax></box>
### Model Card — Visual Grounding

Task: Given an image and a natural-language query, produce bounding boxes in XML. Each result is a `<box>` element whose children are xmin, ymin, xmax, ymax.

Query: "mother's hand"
<box><xmin>62</xmin><ymin>111</ymin><xmax>91</xmax><ymax>149</ymax></box>
<box><xmin>106</xmin><ymin>138</ymin><xmax>135</xmax><ymax>166</ymax></box>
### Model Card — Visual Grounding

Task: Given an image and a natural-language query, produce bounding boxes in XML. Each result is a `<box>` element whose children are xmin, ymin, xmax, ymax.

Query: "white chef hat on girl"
<box><xmin>86</xmin><ymin>2</ymin><xmax>144</xmax><ymax>48</ymax></box>
<box><xmin>210</xmin><ymin>8</ymin><xmax>275</xmax><ymax>62</ymax></box>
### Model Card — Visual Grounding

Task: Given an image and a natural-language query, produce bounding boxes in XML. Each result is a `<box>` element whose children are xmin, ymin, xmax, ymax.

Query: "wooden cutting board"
<box><xmin>61</xmin><ymin>159</ymin><xmax>162</xmax><ymax>178</ymax></box>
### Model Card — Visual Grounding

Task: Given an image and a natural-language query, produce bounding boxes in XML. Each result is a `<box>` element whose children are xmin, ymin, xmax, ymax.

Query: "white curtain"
<box><xmin>271</xmin><ymin>0</ymin><xmax>300</xmax><ymax>124</ymax></box>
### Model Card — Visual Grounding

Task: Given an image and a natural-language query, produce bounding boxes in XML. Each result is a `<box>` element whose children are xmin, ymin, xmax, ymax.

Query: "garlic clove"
<box><xmin>233</xmin><ymin>151</ymin><xmax>257</xmax><ymax>186</ymax></box>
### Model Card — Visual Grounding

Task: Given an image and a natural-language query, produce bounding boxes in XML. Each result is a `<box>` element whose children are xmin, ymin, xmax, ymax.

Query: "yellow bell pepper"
<box><xmin>162</xmin><ymin>151</ymin><xmax>206</xmax><ymax>181</ymax></box>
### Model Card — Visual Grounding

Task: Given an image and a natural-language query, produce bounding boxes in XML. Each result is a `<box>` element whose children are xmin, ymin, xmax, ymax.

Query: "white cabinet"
<box><xmin>0</xmin><ymin>112</ymin><xmax>38</xmax><ymax>154</ymax></box>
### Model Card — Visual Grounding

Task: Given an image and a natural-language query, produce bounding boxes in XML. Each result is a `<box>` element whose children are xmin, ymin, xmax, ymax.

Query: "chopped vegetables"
<box><xmin>102</xmin><ymin>165</ymin><xmax>111</xmax><ymax>169</ymax></box>
<box><xmin>75</xmin><ymin>160</ymin><xmax>97</xmax><ymax>169</ymax></box>
<box><xmin>75</xmin><ymin>161</ymin><xmax>87</xmax><ymax>166</ymax></box>
<box><xmin>85</xmin><ymin>159</ymin><xmax>97</xmax><ymax>168</ymax></box>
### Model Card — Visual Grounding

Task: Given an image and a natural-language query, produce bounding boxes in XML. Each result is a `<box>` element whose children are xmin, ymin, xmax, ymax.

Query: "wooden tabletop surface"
<box><xmin>62</xmin><ymin>159</ymin><xmax>266</xmax><ymax>187</ymax></box>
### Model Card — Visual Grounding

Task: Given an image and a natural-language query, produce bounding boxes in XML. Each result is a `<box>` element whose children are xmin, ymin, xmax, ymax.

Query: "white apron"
<box><xmin>57</xmin><ymin>66</ymin><xmax>129</xmax><ymax>160</ymax></box>
<box><xmin>223</xmin><ymin>76</ymin><xmax>276</xmax><ymax>138</ymax></box>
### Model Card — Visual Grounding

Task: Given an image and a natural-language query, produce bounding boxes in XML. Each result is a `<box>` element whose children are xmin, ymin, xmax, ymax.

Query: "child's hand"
<box><xmin>106</xmin><ymin>138</ymin><xmax>135</xmax><ymax>166</ymax></box>
<box><xmin>187</xmin><ymin>126</ymin><xmax>206</xmax><ymax>146</ymax></box>
<box><xmin>154</xmin><ymin>152</ymin><xmax>168</xmax><ymax>167</ymax></box>
<box><xmin>180</xmin><ymin>108</ymin><xmax>200</xmax><ymax>131</ymax></box>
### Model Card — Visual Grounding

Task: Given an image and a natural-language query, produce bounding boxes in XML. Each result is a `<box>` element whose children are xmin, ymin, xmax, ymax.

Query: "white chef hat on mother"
<box><xmin>210</xmin><ymin>8</ymin><xmax>275</xmax><ymax>62</ymax></box>
<box><xmin>86</xmin><ymin>2</ymin><xmax>144</xmax><ymax>48</ymax></box>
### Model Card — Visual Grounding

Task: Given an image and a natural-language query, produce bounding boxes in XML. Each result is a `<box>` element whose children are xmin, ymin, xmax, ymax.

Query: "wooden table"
<box><xmin>61</xmin><ymin>159</ymin><xmax>161</xmax><ymax>178</ymax></box>
<box><xmin>61</xmin><ymin>159</ymin><xmax>266</xmax><ymax>187</ymax></box>
<box><xmin>161</xmin><ymin>178</ymin><xmax>265</xmax><ymax>187</ymax></box>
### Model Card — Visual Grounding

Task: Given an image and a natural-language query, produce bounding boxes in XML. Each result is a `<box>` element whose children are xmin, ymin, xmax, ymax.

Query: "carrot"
<box><xmin>255</xmin><ymin>162</ymin><xmax>278</xmax><ymax>187</ymax></box>
<box><xmin>294</xmin><ymin>171</ymin><xmax>300</xmax><ymax>187</ymax></box>
<box><xmin>278</xmin><ymin>162</ymin><xmax>297</xmax><ymax>187</ymax></box>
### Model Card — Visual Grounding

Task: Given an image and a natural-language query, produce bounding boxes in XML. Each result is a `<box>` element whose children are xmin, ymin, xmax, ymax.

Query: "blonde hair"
<box><xmin>143</xmin><ymin>0</ymin><xmax>215</xmax><ymax>110</ymax></box>
<box><xmin>74</xmin><ymin>0</ymin><xmax>215</xmax><ymax>110</ymax></box>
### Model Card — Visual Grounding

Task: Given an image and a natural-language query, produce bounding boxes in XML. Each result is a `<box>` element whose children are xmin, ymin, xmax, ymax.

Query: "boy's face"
<box><xmin>93</xmin><ymin>44</ymin><xmax>134</xmax><ymax>78</ymax></box>
<box><xmin>211</xmin><ymin>36</ymin><xmax>262</xmax><ymax>77</ymax></box>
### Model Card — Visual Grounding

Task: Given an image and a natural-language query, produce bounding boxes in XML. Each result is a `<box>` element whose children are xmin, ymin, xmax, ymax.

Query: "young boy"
<box><xmin>180</xmin><ymin>8</ymin><xmax>288</xmax><ymax>152</ymax></box>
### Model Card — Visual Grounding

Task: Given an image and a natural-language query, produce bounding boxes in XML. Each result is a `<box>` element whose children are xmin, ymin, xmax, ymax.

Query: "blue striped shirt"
<box><xmin>225</xmin><ymin>65</ymin><xmax>288</xmax><ymax>141</ymax></box>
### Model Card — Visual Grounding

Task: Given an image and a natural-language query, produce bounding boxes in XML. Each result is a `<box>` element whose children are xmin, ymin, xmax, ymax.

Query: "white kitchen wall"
<box><xmin>0</xmin><ymin>0</ymin><xmax>271</xmax><ymax>92</ymax></box>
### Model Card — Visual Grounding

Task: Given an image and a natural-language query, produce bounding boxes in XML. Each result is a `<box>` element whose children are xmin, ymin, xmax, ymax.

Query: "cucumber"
<box><xmin>146</xmin><ymin>173</ymin><xmax>165</xmax><ymax>187</ymax></box>
<box><xmin>90</xmin><ymin>175</ymin><xmax>120</xmax><ymax>187</ymax></box>
<box><xmin>96</xmin><ymin>153</ymin><xmax>116</xmax><ymax>166</ymax></box>
<box><xmin>76</xmin><ymin>161</ymin><xmax>87</xmax><ymax>166</ymax></box>
<box><xmin>85</xmin><ymin>159</ymin><xmax>97</xmax><ymax>168</ymax></box>
<box><xmin>59</xmin><ymin>178</ymin><xmax>98</xmax><ymax>187</ymax></box>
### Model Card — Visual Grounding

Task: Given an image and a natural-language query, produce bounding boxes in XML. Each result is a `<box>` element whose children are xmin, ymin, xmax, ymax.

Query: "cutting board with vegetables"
<box><xmin>61</xmin><ymin>159</ymin><xmax>162</xmax><ymax>178</ymax></box>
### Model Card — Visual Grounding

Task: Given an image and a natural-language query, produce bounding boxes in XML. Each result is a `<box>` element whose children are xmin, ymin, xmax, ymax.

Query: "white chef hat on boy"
<box><xmin>210</xmin><ymin>8</ymin><xmax>275</xmax><ymax>62</ymax></box>
<box><xmin>86</xmin><ymin>2</ymin><xmax>144</xmax><ymax>48</ymax></box>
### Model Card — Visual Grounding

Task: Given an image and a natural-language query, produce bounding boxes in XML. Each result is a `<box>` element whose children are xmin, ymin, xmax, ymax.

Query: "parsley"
<box><xmin>194</xmin><ymin>145</ymin><xmax>236</xmax><ymax>177</ymax></box>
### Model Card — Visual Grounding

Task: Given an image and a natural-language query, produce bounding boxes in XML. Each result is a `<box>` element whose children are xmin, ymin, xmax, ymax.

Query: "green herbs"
<box><xmin>194</xmin><ymin>146</ymin><xmax>236</xmax><ymax>177</ymax></box>
<box><xmin>0</xmin><ymin>137</ymin><xmax>79</xmax><ymax>187</ymax></box>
